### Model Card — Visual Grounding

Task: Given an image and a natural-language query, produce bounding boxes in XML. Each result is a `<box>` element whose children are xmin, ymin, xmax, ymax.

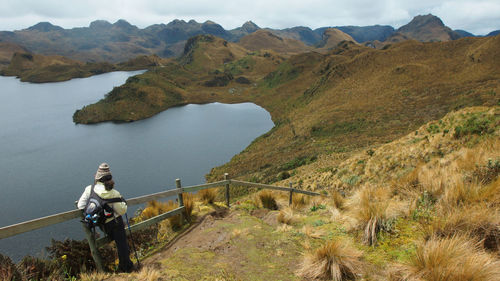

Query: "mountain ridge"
<box><xmin>1</xmin><ymin>15</ymin><xmax>497</xmax><ymax>63</ymax></box>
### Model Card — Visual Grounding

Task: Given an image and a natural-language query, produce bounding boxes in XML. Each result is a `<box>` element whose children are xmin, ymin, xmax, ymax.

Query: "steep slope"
<box><xmin>487</xmin><ymin>30</ymin><xmax>500</xmax><ymax>37</ymax></box>
<box><xmin>179</xmin><ymin>34</ymin><xmax>248</xmax><ymax>72</ymax></box>
<box><xmin>268</xmin><ymin>26</ymin><xmax>321</xmax><ymax>45</ymax></box>
<box><xmin>239</xmin><ymin>30</ymin><xmax>313</xmax><ymax>55</ymax></box>
<box><xmin>77</xmin><ymin>106</ymin><xmax>499</xmax><ymax>281</ymax></box>
<box><xmin>316</xmin><ymin>25</ymin><xmax>395</xmax><ymax>43</ymax></box>
<box><xmin>316</xmin><ymin>28</ymin><xmax>357</xmax><ymax>51</ymax></box>
<box><xmin>209</xmin><ymin>35</ymin><xmax>500</xmax><ymax>181</ymax></box>
<box><xmin>395</xmin><ymin>14</ymin><xmax>461</xmax><ymax>42</ymax></box>
<box><xmin>0</xmin><ymin>42</ymin><xmax>28</xmax><ymax>69</ymax></box>
<box><xmin>73</xmin><ymin>34</ymin><xmax>500</xmax><ymax>182</ymax></box>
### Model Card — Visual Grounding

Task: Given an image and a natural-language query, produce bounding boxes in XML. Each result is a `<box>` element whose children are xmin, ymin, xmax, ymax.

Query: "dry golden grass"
<box><xmin>182</xmin><ymin>193</ymin><xmax>195</xmax><ymax>222</ymax></box>
<box><xmin>440</xmin><ymin>180</ymin><xmax>486</xmax><ymax>210</ymax></box>
<box><xmin>138</xmin><ymin>200</ymin><xmax>185</xmax><ymax>229</ymax></box>
<box><xmin>425</xmin><ymin>205</ymin><xmax>500</xmax><ymax>252</ymax></box>
<box><xmin>404</xmin><ymin>235</ymin><xmax>500</xmax><ymax>281</ymax></box>
<box><xmin>258</xmin><ymin>190</ymin><xmax>279</xmax><ymax>210</ymax></box>
<box><xmin>132</xmin><ymin>266</ymin><xmax>165</xmax><ymax>281</ymax></box>
<box><xmin>292</xmin><ymin>194</ymin><xmax>309</xmax><ymax>210</ymax></box>
<box><xmin>331</xmin><ymin>190</ymin><xmax>345</xmax><ymax>210</ymax></box>
<box><xmin>349</xmin><ymin>185</ymin><xmax>392</xmax><ymax>246</ymax></box>
<box><xmin>297</xmin><ymin>239</ymin><xmax>363</xmax><ymax>281</ymax></box>
<box><xmin>139</xmin><ymin>200</ymin><xmax>174</xmax><ymax>221</ymax></box>
<box><xmin>277</xmin><ymin>207</ymin><xmax>296</xmax><ymax>225</ymax></box>
<box><xmin>301</xmin><ymin>225</ymin><xmax>326</xmax><ymax>239</ymax></box>
<box><xmin>198</xmin><ymin>188</ymin><xmax>217</xmax><ymax>204</ymax></box>
<box><xmin>79</xmin><ymin>271</ymin><xmax>111</xmax><ymax>281</ymax></box>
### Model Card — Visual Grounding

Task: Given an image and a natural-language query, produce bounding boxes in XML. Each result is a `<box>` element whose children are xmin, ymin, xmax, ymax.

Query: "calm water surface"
<box><xmin>0</xmin><ymin>71</ymin><xmax>273</xmax><ymax>260</ymax></box>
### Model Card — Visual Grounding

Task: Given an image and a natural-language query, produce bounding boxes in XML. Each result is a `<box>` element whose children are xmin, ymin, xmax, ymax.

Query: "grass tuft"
<box><xmin>297</xmin><ymin>239</ymin><xmax>363</xmax><ymax>281</ymax></box>
<box><xmin>277</xmin><ymin>207</ymin><xmax>296</xmax><ymax>225</ymax></box>
<box><xmin>350</xmin><ymin>185</ymin><xmax>391</xmax><ymax>246</ymax></box>
<box><xmin>198</xmin><ymin>188</ymin><xmax>218</xmax><ymax>204</ymax></box>
<box><xmin>258</xmin><ymin>190</ymin><xmax>279</xmax><ymax>210</ymax></box>
<box><xmin>292</xmin><ymin>194</ymin><xmax>309</xmax><ymax>210</ymax></box>
<box><xmin>331</xmin><ymin>190</ymin><xmax>345</xmax><ymax>210</ymax></box>
<box><xmin>183</xmin><ymin>192</ymin><xmax>195</xmax><ymax>222</ymax></box>
<box><xmin>424</xmin><ymin>205</ymin><xmax>500</xmax><ymax>252</ymax></box>
<box><xmin>405</xmin><ymin>235</ymin><xmax>500</xmax><ymax>281</ymax></box>
<box><xmin>79</xmin><ymin>271</ymin><xmax>111</xmax><ymax>281</ymax></box>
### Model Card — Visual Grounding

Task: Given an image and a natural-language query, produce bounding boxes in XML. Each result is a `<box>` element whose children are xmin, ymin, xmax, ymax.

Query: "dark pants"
<box><xmin>102</xmin><ymin>216</ymin><xmax>134</xmax><ymax>272</ymax></box>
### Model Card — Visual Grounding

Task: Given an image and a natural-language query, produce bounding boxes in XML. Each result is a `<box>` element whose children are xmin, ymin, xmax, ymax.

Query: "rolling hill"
<box><xmin>72</xmin><ymin>32</ymin><xmax>500</xmax><ymax>184</ymax></box>
<box><xmin>315</xmin><ymin>28</ymin><xmax>357</xmax><ymax>51</ymax></box>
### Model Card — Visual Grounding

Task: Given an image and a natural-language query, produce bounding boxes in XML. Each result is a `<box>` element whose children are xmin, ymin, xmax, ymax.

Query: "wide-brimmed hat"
<box><xmin>95</xmin><ymin>163</ymin><xmax>112</xmax><ymax>181</ymax></box>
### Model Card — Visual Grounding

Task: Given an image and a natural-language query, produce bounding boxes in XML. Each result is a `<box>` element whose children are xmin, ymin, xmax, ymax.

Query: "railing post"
<box><xmin>224</xmin><ymin>173</ymin><xmax>230</xmax><ymax>208</ymax></box>
<box><xmin>289</xmin><ymin>182</ymin><xmax>293</xmax><ymax>206</ymax></box>
<box><xmin>176</xmin><ymin>179</ymin><xmax>184</xmax><ymax>223</ymax></box>
<box><xmin>82</xmin><ymin>223</ymin><xmax>104</xmax><ymax>272</ymax></box>
<box><xmin>75</xmin><ymin>201</ymin><xmax>104</xmax><ymax>272</ymax></box>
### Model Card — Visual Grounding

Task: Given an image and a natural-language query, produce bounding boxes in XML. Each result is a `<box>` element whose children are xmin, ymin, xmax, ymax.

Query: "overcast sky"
<box><xmin>0</xmin><ymin>0</ymin><xmax>499</xmax><ymax>35</ymax></box>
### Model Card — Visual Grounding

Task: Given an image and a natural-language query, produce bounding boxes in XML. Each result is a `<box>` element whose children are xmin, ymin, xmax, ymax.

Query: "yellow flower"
<box><xmin>61</xmin><ymin>255</ymin><xmax>67</xmax><ymax>260</ymax></box>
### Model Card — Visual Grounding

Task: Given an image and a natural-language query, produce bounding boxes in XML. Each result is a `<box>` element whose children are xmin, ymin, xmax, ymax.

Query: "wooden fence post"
<box><xmin>176</xmin><ymin>179</ymin><xmax>184</xmax><ymax>223</ymax></box>
<box><xmin>224</xmin><ymin>173</ymin><xmax>230</xmax><ymax>208</ymax></box>
<box><xmin>82</xmin><ymin>223</ymin><xmax>104</xmax><ymax>272</ymax></box>
<box><xmin>289</xmin><ymin>182</ymin><xmax>293</xmax><ymax>206</ymax></box>
<box><xmin>75</xmin><ymin>201</ymin><xmax>104</xmax><ymax>272</ymax></box>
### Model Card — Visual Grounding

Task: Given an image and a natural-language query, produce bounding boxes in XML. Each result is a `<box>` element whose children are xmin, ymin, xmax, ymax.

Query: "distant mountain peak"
<box><xmin>400</xmin><ymin>14</ymin><xmax>444</xmax><ymax>31</ymax></box>
<box><xmin>241</xmin><ymin>21</ymin><xmax>260</xmax><ymax>33</ymax></box>
<box><xmin>27</xmin><ymin>22</ymin><xmax>63</xmax><ymax>32</ymax></box>
<box><xmin>396</xmin><ymin>14</ymin><xmax>460</xmax><ymax>42</ymax></box>
<box><xmin>89</xmin><ymin>20</ymin><xmax>112</xmax><ymax>29</ymax></box>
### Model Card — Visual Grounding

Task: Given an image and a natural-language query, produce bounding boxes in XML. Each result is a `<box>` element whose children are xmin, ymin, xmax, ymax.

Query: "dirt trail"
<box><xmin>106</xmin><ymin>207</ymin><xmax>302</xmax><ymax>280</ymax></box>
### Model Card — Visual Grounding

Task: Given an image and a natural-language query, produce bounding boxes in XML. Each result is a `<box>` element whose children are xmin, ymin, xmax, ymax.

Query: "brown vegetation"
<box><xmin>198</xmin><ymin>188</ymin><xmax>218</xmax><ymax>204</ymax></box>
<box><xmin>402</xmin><ymin>235</ymin><xmax>500</xmax><ymax>281</ymax></box>
<box><xmin>297</xmin><ymin>239</ymin><xmax>362</xmax><ymax>281</ymax></box>
<box><xmin>258</xmin><ymin>190</ymin><xmax>279</xmax><ymax>210</ymax></box>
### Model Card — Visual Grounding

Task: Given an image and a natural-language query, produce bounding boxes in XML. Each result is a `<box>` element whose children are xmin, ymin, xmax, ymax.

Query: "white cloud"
<box><xmin>0</xmin><ymin>0</ymin><xmax>498</xmax><ymax>34</ymax></box>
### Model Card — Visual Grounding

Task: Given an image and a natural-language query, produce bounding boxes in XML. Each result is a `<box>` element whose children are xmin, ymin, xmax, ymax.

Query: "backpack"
<box><xmin>82</xmin><ymin>184</ymin><xmax>124</xmax><ymax>228</ymax></box>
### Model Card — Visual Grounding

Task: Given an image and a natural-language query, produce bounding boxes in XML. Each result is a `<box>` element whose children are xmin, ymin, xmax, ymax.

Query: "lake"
<box><xmin>0</xmin><ymin>71</ymin><xmax>274</xmax><ymax>261</ymax></box>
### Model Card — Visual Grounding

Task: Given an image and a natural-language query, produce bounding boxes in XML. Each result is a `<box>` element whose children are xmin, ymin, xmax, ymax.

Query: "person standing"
<box><xmin>77</xmin><ymin>163</ymin><xmax>134</xmax><ymax>273</ymax></box>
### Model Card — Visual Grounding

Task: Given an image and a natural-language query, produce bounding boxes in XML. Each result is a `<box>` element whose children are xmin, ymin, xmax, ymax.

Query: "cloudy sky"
<box><xmin>0</xmin><ymin>0</ymin><xmax>499</xmax><ymax>35</ymax></box>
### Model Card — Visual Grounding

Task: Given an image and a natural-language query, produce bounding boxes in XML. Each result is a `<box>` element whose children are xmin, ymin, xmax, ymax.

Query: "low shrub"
<box><xmin>17</xmin><ymin>256</ymin><xmax>58</xmax><ymax>281</ymax></box>
<box><xmin>296</xmin><ymin>239</ymin><xmax>363</xmax><ymax>281</ymax></box>
<box><xmin>46</xmin><ymin>238</ymin><xmax>115</xmax><ymax>276</ymax></box>
<box><xmin>472</xmin><ymin>158</ymin><xmax>500</xmax><ymax>185</ymax></box>
<box><xmin>258</xmin><ymin>190</ymin><xmax>279</xmax><ymax>210</ymax></box>
<box><xmin>0</xmin><ymin>254</ymin><xmax>21</xmax><ymax>281</ymax></box>
<box><xmin>453</xmin><ymin>113</ymin><xmax>495</xmax><ymax>138</ymax></box>
<box><xmin>277</xmin><ymin>171</ymin><xmax>291</xmax><ymax>181</ymax></box>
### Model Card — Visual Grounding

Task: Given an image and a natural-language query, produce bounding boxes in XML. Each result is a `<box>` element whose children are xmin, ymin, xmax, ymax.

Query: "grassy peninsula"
<box><xmin>73</xmin><ymin>34</ymin><xmax>500</xmax><ymax>184</ymax></box>
<box><xmin>0</xmin><ymin>52</ymin><xmax>169</xmax><ymax>83</ymax></box>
